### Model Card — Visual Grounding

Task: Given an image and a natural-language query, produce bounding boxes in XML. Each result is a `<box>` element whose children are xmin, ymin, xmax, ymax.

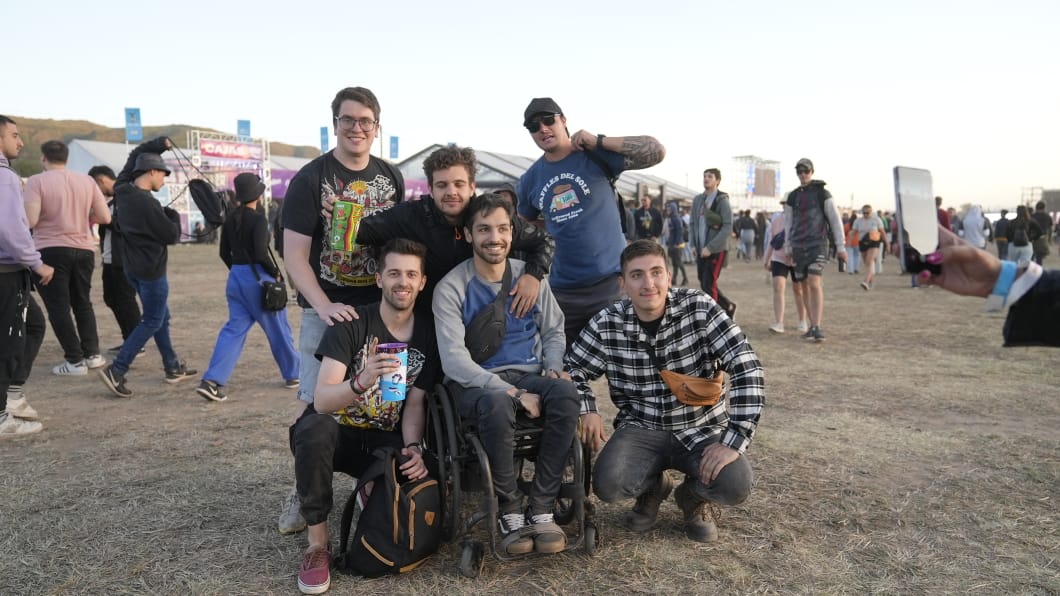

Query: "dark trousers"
<box><xmin>35</xmin><ymin>247</ymin><xmax>99</xmax><ymax>362</ymax></box>
<box><xmin>593</xmin><ymin>424</ymin><xmax>753</xmax><ymax>507</ymax></box>
<box><xmin>668</xmin><ymin>246</ymin><xmax>688</xmax><ymax>284</ymax></box>
<box><xmin>552</xmin><ymin>275</ymin><xmax>622</xmax><ymax>351</ymax></box>
<box><xmin>996</xmin><ymin>240</ymin><xmax>1009</xmax><ymax>261</ymax></box>
<box><xmin>102</xmin><ymin>263</ymin><xmax>141</xmax><ymax>341</ymax></box>
<box><xmin>289</xmin><ymin>407</ymin><xmax>402</xmax><ymax>525</ymax></box>
<box><xmin>695</xmin><ymin>252</ymin><xmax>733</xmax><ymax>313</ymax></box>
<box><xmin>450</xmin><ymin>371</ymin><xmax>580</xmax><ymax>515</ymax></box>
<box><xmin>1</xmin><ymin>271</ymin><xmax>45</xmax><ymax>412</ymax></box>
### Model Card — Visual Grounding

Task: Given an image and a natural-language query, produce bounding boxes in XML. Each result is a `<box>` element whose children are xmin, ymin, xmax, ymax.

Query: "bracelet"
<box><xmin>596</xmin><ymin>134</ymin><xmax>605</xmax><ymax>150</ymax></box>
<box><xmin>985</xmin><ymin>260</ymin><xmax>1018</xmax><ymax>312</ymax></box>
<box><xmin>405</xmin><ymin>443</ymin><xmax>422</xmax><ymax>451</ymax></box>
<box><xmin>349</xmin><ymin>374</ymin><xmax>367</xmax><ymax>395</ymax></box>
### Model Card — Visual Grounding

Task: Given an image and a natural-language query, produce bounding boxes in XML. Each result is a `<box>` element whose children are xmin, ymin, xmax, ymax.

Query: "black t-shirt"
<box><xmin>283</xmin><ymin>152</ymin><xmax>404</xmax><ymax>307</ymax></box>
<box><xmin>314</xmin><ymin>303</ymin><xmax>439</xmax><ymax>431</ymax></box>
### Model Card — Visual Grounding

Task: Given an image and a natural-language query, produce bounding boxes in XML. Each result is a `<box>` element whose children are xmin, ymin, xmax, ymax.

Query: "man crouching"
<box><xmin>567</xmin><ymin>240</ymin><xmax>764</xmax><ymax>542</ymax></box>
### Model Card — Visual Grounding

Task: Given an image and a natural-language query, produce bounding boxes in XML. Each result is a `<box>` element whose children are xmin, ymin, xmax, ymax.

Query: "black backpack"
<box><xmin>334</xmin><ymin>448</ymin><xmax>442</xmax><ymax>578</ymax></box>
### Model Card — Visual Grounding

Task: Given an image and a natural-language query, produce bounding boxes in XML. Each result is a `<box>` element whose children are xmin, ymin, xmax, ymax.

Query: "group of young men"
<box><xmin>2</xmin><ymin>88</ymin><xmax>771</xmax><ymax>596</ymax></box>
<box><xmin>268</xmin><ymin>88</ymin><xmax>764</xmax><ymax>594</ymax></box>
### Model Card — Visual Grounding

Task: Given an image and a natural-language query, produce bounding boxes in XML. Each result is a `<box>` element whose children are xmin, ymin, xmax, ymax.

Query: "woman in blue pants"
<box><xmin>196</xmin><ymin>173</ymin><xmax>298</xmax><ymax>402</ymax></box>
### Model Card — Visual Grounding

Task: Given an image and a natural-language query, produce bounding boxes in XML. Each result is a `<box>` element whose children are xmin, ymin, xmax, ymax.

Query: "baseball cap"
<box><xmin>523</xmin><ymin>97</ymin><xmax>563</xmax><ymax>126</ymax></box>
<box><xmin>132</xmin><ymin>153</ymin><xmax>171</xmax><ymax>176</ymax></box>
<box><xmin>795</xmin><ymin>158</ymin><xmax>814</xmax><ymax>171</ymax></box>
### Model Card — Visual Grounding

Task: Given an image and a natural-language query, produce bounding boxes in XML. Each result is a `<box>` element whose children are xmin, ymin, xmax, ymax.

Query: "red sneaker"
<box><xmin>297</xmin><ymin>546</ymin><xmax>331</xmax><ymax>594</ymax></box>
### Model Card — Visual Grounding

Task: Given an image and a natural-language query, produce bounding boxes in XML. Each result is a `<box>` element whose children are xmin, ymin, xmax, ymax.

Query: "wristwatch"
<box><xmin>596</xmin><ymin>134</ymin><xmax>605</xmax><ymax>150</ymax></box>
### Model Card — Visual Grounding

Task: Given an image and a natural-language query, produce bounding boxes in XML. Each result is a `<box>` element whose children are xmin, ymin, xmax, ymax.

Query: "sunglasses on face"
<box><xmin>525</xmin><ymin>114</ymin><xmax>559</xmax><ymax>133</ymax></box>
<box><xmin>795</xmin><ymin>168</ymin><xmax>811</xmax><ymax>174</ymax></box>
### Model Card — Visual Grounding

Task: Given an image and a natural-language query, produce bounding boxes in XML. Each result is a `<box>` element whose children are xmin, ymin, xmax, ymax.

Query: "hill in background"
<box><xmin>6</xmin><ymin>117</ymin><xmax>320</xmax><ymax>177</ymax></box>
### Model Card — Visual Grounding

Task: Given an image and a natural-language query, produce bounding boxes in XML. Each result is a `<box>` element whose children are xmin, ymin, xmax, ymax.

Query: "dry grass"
<box><xmin>1</xmin><ymin>245</ymin><xmax>1057</xmax><ymax>595</ymax></box>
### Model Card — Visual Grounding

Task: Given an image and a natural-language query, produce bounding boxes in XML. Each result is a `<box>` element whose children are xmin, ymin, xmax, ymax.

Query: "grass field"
<box><xmin>1</xmin><ymin>244</ymin><xmax>1057</xmax><ymax>595</ymax></box>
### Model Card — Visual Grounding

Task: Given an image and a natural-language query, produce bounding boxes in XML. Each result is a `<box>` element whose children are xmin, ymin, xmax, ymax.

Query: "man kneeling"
<box><xmin>566</xmin><ymin>240</ymin><xmax>765</xmax><ymax>543</ymax></box>
<box><xmin>290</xmin><ymin>239</ymin><xmax>439</xmax><ymax>594</ymax></box>
<box><xmin>433</xmin><ymin>193</ymin><xmax>578</xmax><ymax>556</ymax></box>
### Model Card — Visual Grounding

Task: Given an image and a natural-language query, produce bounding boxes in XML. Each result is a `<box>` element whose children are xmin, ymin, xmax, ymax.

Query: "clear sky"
<box><xmin>6</xmin><ymin>0</ymin><xmax>1058</xmax><ymax>209</ymax></box>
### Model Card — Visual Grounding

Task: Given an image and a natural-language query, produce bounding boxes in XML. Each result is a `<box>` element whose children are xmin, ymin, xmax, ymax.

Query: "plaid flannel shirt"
<box><xmin>565</xmin><ymin>287</ymin><xmax>764</xmax><ymax>453</ymax></box>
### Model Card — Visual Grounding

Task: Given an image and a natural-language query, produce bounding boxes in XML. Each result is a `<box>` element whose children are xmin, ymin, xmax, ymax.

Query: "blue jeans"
<box><xmin>203</xmin><ymin>265</ymin><xmax>298</xmax><ymax>386</ymax></box>
<box><xmin>297</xmin><ymin>308</ymin><xmax>328</xmax><ymax>403</ymax></box>
<box><xmin>113</xmin><ymin>273</ymin><xmax>179</xmax><ymax>375</ymax></box>
<box><xmin>593</xmin><ymin>424</ymin><xmax>753</xmax><ymax>507</ymax></box>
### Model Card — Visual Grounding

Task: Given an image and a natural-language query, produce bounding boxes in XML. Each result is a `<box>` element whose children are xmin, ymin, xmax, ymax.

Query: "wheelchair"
<box><xmin>424</xmin><ymin>382</ymin><xmax>599</xmax><ymax>578</ymax></box>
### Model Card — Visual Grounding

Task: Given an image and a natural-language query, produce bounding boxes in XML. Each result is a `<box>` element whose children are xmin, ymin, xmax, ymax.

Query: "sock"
<box><xmin>8</xmin><ymin>385</ymin><xmax>23</xmax><ymax>400</ymax></box>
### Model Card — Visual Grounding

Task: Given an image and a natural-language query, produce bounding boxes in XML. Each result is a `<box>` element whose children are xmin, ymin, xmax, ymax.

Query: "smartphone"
<box><xmin>892</xmin><ymin>166</ymin><xmax>941</xmax><ymax>275</ymax></box>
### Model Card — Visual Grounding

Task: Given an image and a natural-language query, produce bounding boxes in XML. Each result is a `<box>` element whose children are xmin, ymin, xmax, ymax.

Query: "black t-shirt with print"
<box><xmin>283</xmin><ymin>152</ymin><xmax>404</xmax><ymax>308</ymax></box>
<box><xmin>314</xmin><ymin>303</ymin><xmax>439</xmax><ymax>431</ymax></box>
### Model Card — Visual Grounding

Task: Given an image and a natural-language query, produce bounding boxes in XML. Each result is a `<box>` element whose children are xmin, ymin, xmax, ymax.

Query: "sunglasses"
<box><xmin>525</xmin><ymin>114</ymin><xmax>559</xmax><ymax>133</ymax></box>
<box><xmin>795</xmin><ymin>168</ymin><xmax>811</xmax><ymax>174</ymax></box>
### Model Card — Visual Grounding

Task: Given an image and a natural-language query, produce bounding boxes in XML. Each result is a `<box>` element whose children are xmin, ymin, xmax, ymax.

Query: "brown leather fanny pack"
<box><xmin>659</xmin><ymin>369</ymin><xmax>725</xmax><ymax>407</ymax></box>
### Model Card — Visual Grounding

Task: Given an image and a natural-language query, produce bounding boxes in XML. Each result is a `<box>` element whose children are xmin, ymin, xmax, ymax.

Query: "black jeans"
<box><xmin>35</xmin><ymin>247</ymin><xmax>99</xmax><ymax>362</ymax></box>
<box><xmin>0</xmin><ymin>271</ymin><xmax>45</xmax><ymax>412</ymax></box>
<box><xmin>450</xmin><ymin>371</ymin><xmax>580</xmax><ymax>515</ymax></box>
<box><xmin>593</xmin><ymin>424</ymin><xmax>753</xmax><ymax>507</ymax></box>
<box><xmin>667</xmin><ymin>245</ymin><xmax>688</xmax><ymax>284</ymax></box>
<box><xmin>102</xmin><ymin>263</ymin><xmax>141</xmax><ymax>341</ymax></box>
<box><xmin>289</xmin><ymin>407</ymin><xmax>403</xmax><ymax>526</ymax></box>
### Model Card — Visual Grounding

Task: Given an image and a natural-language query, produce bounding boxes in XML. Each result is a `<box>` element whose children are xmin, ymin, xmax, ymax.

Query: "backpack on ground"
<box><xmin>333</xmin><ymin>447</ymin><xmax>442</xmax><ymax>578</ymax></box>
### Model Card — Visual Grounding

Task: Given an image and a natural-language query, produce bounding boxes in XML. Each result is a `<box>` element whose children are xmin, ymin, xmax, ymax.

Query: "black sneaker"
<box><xmin>165</xmin><ymin>361</ymin><xmax>198</xmax><ymax>384</ymax></box>
<box><xmin>801</xmin><ymin>327</ymin><xmax>816</xmax><ymax>341</ymax></box>
<box><xmin>811</xmin><ymin>326</ymin><xmax>826</xmax><ymax>342</ymax></box>
<box><xmin>99</xmin><ymin>366</ymin><xmax>133</xmax><ymax>398</ymax></box>
<box><xmin>196</xmin><ymin>380</ymin><xmax>227</xmax><ymax>402</ymax></box>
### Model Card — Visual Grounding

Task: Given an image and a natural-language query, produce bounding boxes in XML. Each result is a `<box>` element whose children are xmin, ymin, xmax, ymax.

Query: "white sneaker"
<box><xmin>797</xmin><ymin>320</ymin><xmax>809</xmax><ymax>334</ymax></box>
<box><xmin>768</xmin><ymin>322</ymin><xmax>785</xmax><ymax>334</ymax></box>
<box><xmin>0</xmin><ymin>413</ymin><xmax>43</xmax><ymax>438</ymax></box>
<box><xmin>83</xmin><ymin>355</ymin><xmax>107</xmax><ymax>369</ymax></box>
<box><xmin>6</xmin><ymin>396</ymin><xmax>38</xmax><ymax>420</ymax></box>
<box><xmin>53</xmin><ymin>360</ymin><xmax>88</xmax><ymax>376</ymax></box>
<box><xmin>278</xmin><ymin>489</ymin><xmax>307</xmax><ymax>534</ymax></box>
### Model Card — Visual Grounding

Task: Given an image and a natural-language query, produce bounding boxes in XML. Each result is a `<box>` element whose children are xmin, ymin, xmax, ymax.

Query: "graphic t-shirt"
<box><xmin>516</xmin><ymin>149</ymin><xmax>626</xmax><ymax>289</ymax></box>
<box><xmin>283</xmin><ymin>153</ymin><xmax>404</xmax><ymax>307</ymax></box>
<box><xmin>315</xmin><ymin>303</ymin><xmax>439</xmax><ymax>431</ymax></box>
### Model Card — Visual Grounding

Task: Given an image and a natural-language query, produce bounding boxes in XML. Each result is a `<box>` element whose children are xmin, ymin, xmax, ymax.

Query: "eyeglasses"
<box><xmin>525</xmin><ymin>114</ymin><xmax>559</xmax><ymax>133</ymax></box>
<box><xmin>795</xmin><ymin>168</ymin><xmax>811</xmax><ymax>174</ymax></box>
<box><xmin>335</xmin><ymin>116</ymin><xmax>378</xmax><ymax>132</ymax></box>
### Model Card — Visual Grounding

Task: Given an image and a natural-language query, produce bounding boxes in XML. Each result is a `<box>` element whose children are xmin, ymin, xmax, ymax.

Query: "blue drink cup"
<box><xmin>377</xmin><ymin>343</ymin><xmax>408</xmax><ymax>401</ymax></box>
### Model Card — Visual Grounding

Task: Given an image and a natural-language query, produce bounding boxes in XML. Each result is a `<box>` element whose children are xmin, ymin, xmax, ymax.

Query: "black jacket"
<box><xmin>357</xmin><ymin>195</ymin><xmax>554</xmax><ymax>309</ymax></box>
<box><xmin>220</xmin><ymin>205</ymin><xmax>279</xmax><ymax>278</ymax></box>
<box><xmin>1004</xmin><ymin>269</ymin><xmax>1060</xmax><ymax>347</ymax></box>
<box><xmin>113</xmin><ymin>182</ymin><xmax>181</xmax><ymax>280</ymax></box>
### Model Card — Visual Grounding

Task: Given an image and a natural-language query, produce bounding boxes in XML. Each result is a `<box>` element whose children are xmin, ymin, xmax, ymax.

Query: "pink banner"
<box><xmin>199</xmin><ymin>139</ymin><xmax>264</xmax><ymax>161</ymax></box>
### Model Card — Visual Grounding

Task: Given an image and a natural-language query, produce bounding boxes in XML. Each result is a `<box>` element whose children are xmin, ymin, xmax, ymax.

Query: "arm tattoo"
<box><xmin>621</xmin><ymin>136</ymin><xmax>665</xmax><ymax>170</ymax></box>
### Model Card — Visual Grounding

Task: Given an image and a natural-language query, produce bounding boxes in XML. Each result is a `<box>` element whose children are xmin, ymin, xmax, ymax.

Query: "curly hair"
<box><xmin>422</xmin><ymin>145</ymin><xmax>477</xmax><ymax>187</ymax></box>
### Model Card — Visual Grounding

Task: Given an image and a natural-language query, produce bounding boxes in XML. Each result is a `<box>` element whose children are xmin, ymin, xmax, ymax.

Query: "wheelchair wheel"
<box><xmin>437</xmin><ymin>385</ymin><xmax>464</xmax><ymax>541</ymax></box>
<box><xmin>552</xmin><ymin>435</ymin><xmax>586</xmax><ymax>526</ymax></box>
<box><xmin>426</xmin><ymin>392</ymin><xmax>455</xmax><ymax>542</ymax></box>
<box><xmin>458</xmin><ymin>540</ymin><xmax>484</xmax><ymax>578</ymax></box>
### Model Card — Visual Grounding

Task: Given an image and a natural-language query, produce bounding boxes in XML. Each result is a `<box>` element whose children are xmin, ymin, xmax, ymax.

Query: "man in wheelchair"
<box><xmin>289</xmin><ymin>239</ymin><xmax>440</xmax><ymax>594</ymax></box>
<box><xmin>566</xmin><ymin>240</ymin><xmax>765</xmax><ymax>543</ymax></box>
<box><xmin>433</xmin><ymin>193</ymin><xmax>579</xmax><ymax>556</ymax></box>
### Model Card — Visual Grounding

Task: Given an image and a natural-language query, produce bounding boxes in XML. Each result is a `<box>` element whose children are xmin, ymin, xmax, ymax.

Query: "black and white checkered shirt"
<box><xmin>565</xmin><ymin>287</ymin><xmax>764</xmax><ymax>453</ymax></box>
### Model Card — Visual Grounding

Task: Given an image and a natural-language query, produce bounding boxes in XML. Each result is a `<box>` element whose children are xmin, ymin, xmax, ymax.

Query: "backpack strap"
<box><xmin>582</xmin><ymin>150</ymin><xmax>628</xmax><ymax>236</ymax></box>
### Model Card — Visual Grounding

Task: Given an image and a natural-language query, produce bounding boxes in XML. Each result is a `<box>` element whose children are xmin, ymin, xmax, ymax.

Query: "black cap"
<box><xmin>523</xmin><ymin>97</ymin><xmax>563</xmax><ymax>126</ymax></box>
<box><xmin>132</xmin><ymin>153</ymin><xmax>171</xmax><ymax>177</ymax></box>
<box><xmin>234</xmin><ymin>172</ymin><xmax>266</xmax><ymax>204</ymax></box>
<box><xmin>795</xmin><ymin>158</ymin><xmax>814</xmax><ymax>171</ymax></box>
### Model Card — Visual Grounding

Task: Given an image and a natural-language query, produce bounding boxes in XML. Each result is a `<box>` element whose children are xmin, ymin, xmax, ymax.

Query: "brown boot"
<box><xmin>624</xmin><ymin>473</ymin><xmax>675</xmax><ymax>532</ymax></box>
<box><xmin>674</xmin><ymin>480</ymin><xmax>719</xmax><ymax>543</ymax></box>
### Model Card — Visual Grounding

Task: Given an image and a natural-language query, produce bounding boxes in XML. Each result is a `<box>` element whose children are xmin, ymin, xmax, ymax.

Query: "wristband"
<box><xmin>596</xmin><ymin>134</ymin><xmax>605</xmax><ymax>150</ymax></box>
<box><xmin>405</xmin><ymin>443</ymin><xmax>422</xmax><ymax>451</ymax></box>
<box><xmin>985</xmin><ymin>260</ymin><xmax>1017</xmax><ymax>312</ymax></box>
<box><xmin>349</xmin><ymin>374</ymin><xmax>367</xmax><ymax>395</ymax></box>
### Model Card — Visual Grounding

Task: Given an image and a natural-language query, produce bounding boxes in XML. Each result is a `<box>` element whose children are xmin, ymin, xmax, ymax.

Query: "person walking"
<box><xmin>763</xmin><ymin>208</ymin><xmax>807</xmax><ymax>334</ymax></box>
<box><xmin>852</xmin><ymin>205</ymin><xmax>887</xmax><ymax>291</ymax></box>
<box><xmin>662</xmin><ymin>201</ymin><xmax>688</xmax><ymax>285</ymax></box>
<box><xmin>962</xmin><ymin>205</ymin><xmax>991</xmax><ymax>250</ymax></box>
<box><xmin>23</xmin><ymin>140</ymin><xmax>111</xmax><ymax>375</ymax></box>
<box><xmin>196</xmin><ymin>173</ymin><xmax>299</xmax><ymax>402</ymax></box>
<box><xmin>1007</xmin><ymin>205</ymin><xmax>1041</xmax><ymax>265</ymax></box>
<box><xmin>89</xmin><ymin>165</ymin><xmax>142</xmax><ymax>353</ymax></box>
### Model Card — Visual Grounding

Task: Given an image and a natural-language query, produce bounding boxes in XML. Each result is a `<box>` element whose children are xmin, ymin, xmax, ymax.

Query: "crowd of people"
<box><xmin>2</xmin><ymin>88</ymin><xmax>1057</xmax><ymax>593</ymax></box>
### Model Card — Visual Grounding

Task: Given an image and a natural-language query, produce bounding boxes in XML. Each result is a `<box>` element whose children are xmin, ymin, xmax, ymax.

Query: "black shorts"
<box><xmin>859</xmin><ymin>237</ymin><xmax>881</xmax><ymax>252</ymax></box>
<box><xmin>770</xmin><ymin>261</ymin><xmax>796</xmax><ymax>281</ymax></box>
<box><xmin>791</xmin><ymin>245</ymin><xmax>827</xmax><ymax>282</ymax></box>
